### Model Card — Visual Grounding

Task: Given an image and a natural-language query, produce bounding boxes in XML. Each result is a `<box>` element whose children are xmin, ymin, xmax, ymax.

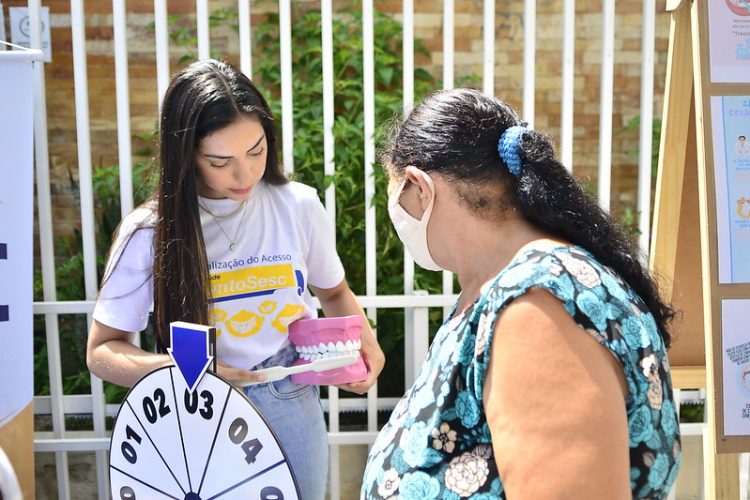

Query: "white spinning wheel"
<box><xmin>109</xmin><ymin>365</ymin><xmax>300</xmax><ymax>500</ymax></box>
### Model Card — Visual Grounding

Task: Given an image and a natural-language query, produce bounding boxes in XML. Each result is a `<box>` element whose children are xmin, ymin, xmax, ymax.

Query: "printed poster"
<box><xmin>711</xmin><ymin>96</ymin><xmax>750</xmax><ymax>283</ymax></box>
<box><xmin>9</xmin><ymin>7</ymin><xmax>51</xmax><ymax>62</ymax></box>
<box><xmin>708</xmin><ymin>0</ymin><xmax>750</xmax><ymax>83</ymax></box>
<box><xmin>722</xmin><ymin>300</ymin><xmax>750</xmax><ymax>436</ymax></box>
<box><xmin>0</xmin><ymin>51</ymin><xmax>36</xmax><ymax>426</ymax></box>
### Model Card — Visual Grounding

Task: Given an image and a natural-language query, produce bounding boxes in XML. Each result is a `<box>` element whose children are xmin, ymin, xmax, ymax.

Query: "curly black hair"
<box><xmin>382</xmin><ymin>87</ymin><xmax>674</xmax><ymax>347</ymax></box>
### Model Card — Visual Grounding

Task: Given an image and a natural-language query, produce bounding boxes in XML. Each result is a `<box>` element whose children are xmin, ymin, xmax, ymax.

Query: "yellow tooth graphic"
<box><xmin>210</xmin><ymin>307</ymin><xmax>227</xmax><ymax>322</ymax></box>
<box><xmin>209</xmin><ymin>308</ymin><xmax>228</xmax><ymax>336</ymax></box>
<box><xmin>737</xmin><ymin>197</ymin><xmax>750</xmax><ymax>219</ymax></box>
<box><xmin>258</xmin><ymin>300</ymin><xmax>278</xmax><ymax>315</ymax></box>
<box><xmin>226</xmin><ymin>310</ymin><xmax>264</xmax><ymax>338</ymax></box>
<box><xmin>271</xmin><ymin>304</ymin><xmax>305</xmax><ymax>334</ymax></box>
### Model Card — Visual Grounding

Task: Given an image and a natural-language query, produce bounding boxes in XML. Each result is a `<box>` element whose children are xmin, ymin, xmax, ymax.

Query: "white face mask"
<box><xmin>387</xmin><ymin>174</ymin><xmax>443</xmax><ymax>271</ymax></box>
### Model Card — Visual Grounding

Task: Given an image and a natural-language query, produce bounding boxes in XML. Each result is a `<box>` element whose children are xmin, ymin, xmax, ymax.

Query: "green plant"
<box><xmin>615</xmin><ymin>115</ymin><xmax>663</xmax><ymax>239</ymax></box>
<box><xmin>619</xmin><ymin>206</ymin><xmax>640</xmax><ymax>238</ymax></box>
<box><xmin>179</xmin><ymin>3</ymin><xmax>443</xmax><ymax>397</ymax></box>
<box><xmin>33</xmin><ymin>145</ymin><xmax>156</xmax><ymax>401</ymax></box>
<box><xmin>622</xmin><ymin>115</ymin><xmax>662</xmax><ymax>178</ymax></box>
<box><xmin>38</xmin><ymin>3</ymin><xmax>451</xmax><ymax>410</ymax></box>
<box><xmin>254</xmin><ymin>5</ymin><xmax>444</xmax><ymax>396</ymax></box>
<box><xmin>147</xmin><ymin>12</ymin><xmax>238</xmax><ymax>64</ymax></box>
<box><xmin>679</xmin><ymin>402</ymin><xmax>704</xmax><ymax>423</ymax></box>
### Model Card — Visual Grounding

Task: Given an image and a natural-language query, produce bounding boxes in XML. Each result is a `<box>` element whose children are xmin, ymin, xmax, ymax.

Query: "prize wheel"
<box><xmin>109</xmin><ymin>365</ymin><xmax>300</xmax><ymax>500</ymax></box>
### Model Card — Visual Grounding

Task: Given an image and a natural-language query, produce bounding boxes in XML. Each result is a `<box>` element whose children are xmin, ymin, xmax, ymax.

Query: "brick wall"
<box><xmin>2</xmin><ymin>0</ymin><xmax>669</xmax><ymax>271</ymax></box>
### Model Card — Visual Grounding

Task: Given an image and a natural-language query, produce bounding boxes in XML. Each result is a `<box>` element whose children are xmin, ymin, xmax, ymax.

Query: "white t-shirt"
<box><xmin>93</xmin><ymin>181</ymin><xmax>345</xmax><ymax>369</ymax></box>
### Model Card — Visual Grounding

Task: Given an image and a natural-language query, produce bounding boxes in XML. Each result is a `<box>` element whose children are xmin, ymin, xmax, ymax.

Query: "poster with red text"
<box><xmin>708</xmin><ymin>1</ymin><xmax>750</xmax><ymax>83</ymax></box>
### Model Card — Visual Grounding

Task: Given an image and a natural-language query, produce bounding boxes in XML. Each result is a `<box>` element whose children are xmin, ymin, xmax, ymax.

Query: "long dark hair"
<box><xmin>151</xmin><ymin>59</ymin><xmax>286</xmax><ymax>350</ymax></box>
<box><xmin>382</xmin><ymin>88</ymin><xmax>674</xmax><ymax>347</ymax></box>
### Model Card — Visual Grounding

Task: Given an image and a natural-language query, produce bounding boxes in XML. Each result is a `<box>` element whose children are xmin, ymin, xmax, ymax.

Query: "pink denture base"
<box><xmin>288</xmin><ymin>315</ymin><xmax>368</xmax><ymax>385</ymax></box>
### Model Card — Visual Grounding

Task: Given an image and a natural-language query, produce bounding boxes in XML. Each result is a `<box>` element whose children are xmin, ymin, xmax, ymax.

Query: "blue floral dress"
<box><xmin>361</xmin><ymin>245</ymin><xmax>681</xmax><ymax>499</ymax></box>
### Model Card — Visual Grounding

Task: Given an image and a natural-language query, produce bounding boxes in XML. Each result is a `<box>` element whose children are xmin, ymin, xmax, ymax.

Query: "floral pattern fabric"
<box><xmin>362</xmin><ymin>245</ymin><xmax>681</xmax><ymax>499</ymax></box>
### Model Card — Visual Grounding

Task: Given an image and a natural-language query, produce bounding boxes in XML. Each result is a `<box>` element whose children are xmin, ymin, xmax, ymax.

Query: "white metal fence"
<box><xmin>21</xmin><ymin>1</ymin><xmax>709</xmax><ymax>499</ymax></box>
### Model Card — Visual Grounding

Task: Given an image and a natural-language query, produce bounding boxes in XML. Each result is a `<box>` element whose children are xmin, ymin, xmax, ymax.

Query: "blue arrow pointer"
<box><xmin>167</xmin><ymin>321</ymin><xmax>214</xmax><ymax>392</ymax></box>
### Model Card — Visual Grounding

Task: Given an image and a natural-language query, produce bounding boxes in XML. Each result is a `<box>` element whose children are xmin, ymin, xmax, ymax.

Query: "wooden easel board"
<box><xmin>693</xmin><ymin>0</ymin><xmax>750</xmax><ymax>455</ymax></box>
<box><xmin>653</xmin><ymin>97</ymin><xmax>705</xmax><ymax>369</ymax></box>
<box><xmin>651</xmin><ymin>1</ymin><xmax>750</xmax><ymax>495</ymax></box>
<box><xmin>652</xmin><ymin>0</ymin><xmax>750</xmax><ymax>487</ymax></box>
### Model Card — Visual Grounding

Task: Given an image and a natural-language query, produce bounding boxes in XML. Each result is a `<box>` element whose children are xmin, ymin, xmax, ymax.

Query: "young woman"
<box><xmin>86</xmin><ymin>59</ymin><xmax>384</xmax><ymax>499</ymax></box>
<box><xmin>362</xmin><ymin>88</ymin><xmax>680</xmax><ymax>499</ymax></box>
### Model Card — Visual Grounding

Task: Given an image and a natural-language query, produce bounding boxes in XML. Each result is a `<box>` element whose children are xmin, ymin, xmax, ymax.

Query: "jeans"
<box><xmin>243</xmin><ymin>344</ymin><xmax>328</xmax><ymax>500</ymax></box>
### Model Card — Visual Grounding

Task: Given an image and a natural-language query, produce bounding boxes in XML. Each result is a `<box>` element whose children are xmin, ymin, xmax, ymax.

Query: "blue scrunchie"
<box><xmin>497</xmin><ymin>125</ymin><xmax>528</xmax><ymax>178</ymax></box>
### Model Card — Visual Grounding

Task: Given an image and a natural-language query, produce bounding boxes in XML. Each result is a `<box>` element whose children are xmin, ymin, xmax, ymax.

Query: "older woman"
<box><xmin>362</xmin><ymin>88</ymin><xmax>680</xmax><ymax>499</ymax></box>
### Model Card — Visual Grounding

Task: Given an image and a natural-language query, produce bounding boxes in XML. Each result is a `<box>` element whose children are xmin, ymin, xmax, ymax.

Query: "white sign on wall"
<box><xmin>9</xmin><ymin>7</ymin><xmax>51</xmax><ymax>62</ymax></box>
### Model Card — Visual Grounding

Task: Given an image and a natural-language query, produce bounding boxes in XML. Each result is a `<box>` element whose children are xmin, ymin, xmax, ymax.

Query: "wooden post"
<box><xmin>651</xmin><ymin>0</ymin><xmax>750</xmax><ymax>496</ymax></box>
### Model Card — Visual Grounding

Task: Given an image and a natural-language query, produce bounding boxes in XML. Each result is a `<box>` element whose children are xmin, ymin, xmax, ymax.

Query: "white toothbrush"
<box><xmin>239</xmin><ymin>353</ymin><xmax>359</xmax><ymax>386</ymax></box>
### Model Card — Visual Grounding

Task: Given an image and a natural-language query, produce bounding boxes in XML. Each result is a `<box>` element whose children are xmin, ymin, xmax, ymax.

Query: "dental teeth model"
<box><xmin>288</xmin><ymin>315</ymin><xmax>368</xmax><ymax>385</ymax></box>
